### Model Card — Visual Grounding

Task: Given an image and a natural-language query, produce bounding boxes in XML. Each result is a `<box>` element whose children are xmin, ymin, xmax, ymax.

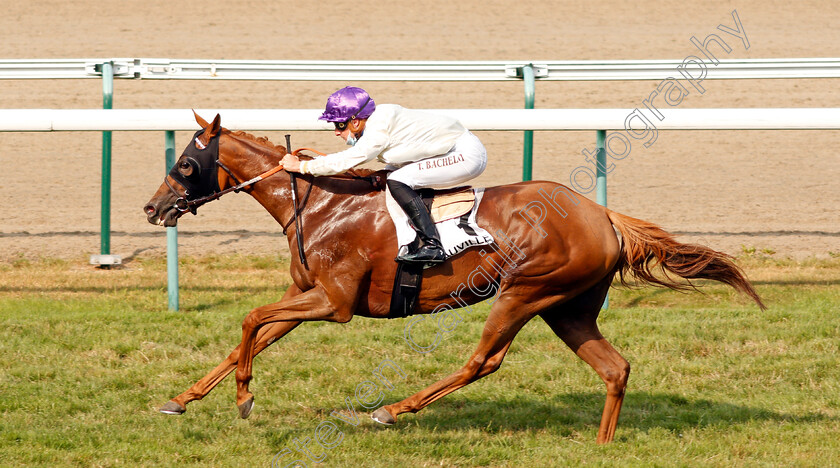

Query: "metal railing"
<box><xmin>3</xmin><ymin>58</ymin><xmax>840</xmax><ymax>80</ymax></box>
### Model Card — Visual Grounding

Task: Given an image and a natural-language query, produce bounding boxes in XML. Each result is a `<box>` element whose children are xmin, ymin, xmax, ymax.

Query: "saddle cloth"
<box><xmin>396</xmin><ymin>187</ymin><xmax>494</xmax><ymax>258</ymax></box>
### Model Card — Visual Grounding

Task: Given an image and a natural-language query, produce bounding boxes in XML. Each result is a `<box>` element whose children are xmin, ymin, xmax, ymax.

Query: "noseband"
<box><xmin>166</xmin><ymin>160</ymin><xmax>268</xmax><ymax>215</ymax></box>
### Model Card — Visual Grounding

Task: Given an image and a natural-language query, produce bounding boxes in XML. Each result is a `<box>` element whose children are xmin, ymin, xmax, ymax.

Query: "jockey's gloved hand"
<box><xmin>281</xmin><ymin>153</ymin><xmax>302</xmax><ymax>173</ymax></box>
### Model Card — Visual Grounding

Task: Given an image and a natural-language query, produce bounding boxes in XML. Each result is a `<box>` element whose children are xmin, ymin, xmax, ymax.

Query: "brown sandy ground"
<box><xmin>1</xmin><ymin>1</ymin><xmax>838</xmax><ymax>261</ymax></box>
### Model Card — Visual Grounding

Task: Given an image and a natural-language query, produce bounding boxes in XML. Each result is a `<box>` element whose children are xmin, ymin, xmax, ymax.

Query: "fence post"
<box><xmin>596</xmin><ymin>129</ymin><xmax>609</xmax><ymax>309</ymax></box>
<box><xmin>101</xmin><ymin>61</ymin><xmax>113</xmax><ymax>256</ymax></box>
<box><xmin>521</xmin><ymin>64</ymin><xmax>535</xmax><ymax>181</ymax></box>
<box><xmin>596</xmin><ymin>130</ymin><xmax>607</xmax><ymax>207</ymax></box>
<box><xmin>165</xmin><ymin>130</ymin><xmax>179</xmax><ymax>311</ymax></box>
<box><xmin>90</xmin><ymin>61</ymin><xmax>121</xmax><ymax>267</ymax></box>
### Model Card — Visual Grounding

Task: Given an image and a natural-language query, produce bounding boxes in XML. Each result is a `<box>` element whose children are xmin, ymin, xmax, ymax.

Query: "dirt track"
<box><xmin>1</xmin><ymin>1</ymin><xmax>838</xmax><ymax>261</ymax></box>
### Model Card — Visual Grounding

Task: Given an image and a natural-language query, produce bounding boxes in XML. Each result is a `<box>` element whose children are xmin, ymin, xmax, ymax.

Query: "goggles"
<box><xmin>331</xmin><ymin>96</ymin><xmax>371</xmax><ymax>131</ymax></box>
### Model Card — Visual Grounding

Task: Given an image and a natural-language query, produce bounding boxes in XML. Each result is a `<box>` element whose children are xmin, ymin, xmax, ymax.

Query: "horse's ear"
<box><xmin>206</xmin><ymin>114</ymin><xmax>222</xmax><ymax>139</ymax></box>
<box><xmin>193</xmin><ymin>113</ymin><xmax>221</xmax><ymax>148</ymax></box>
<box><xmin>193</xmin><ymin>110</ymin><xmax>210</xmax><ymax>128</ymax></box>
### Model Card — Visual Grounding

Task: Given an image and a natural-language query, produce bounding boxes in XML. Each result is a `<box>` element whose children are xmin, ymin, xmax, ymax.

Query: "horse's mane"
<box><xmin>224</xmin><ymin>129</ymin><xmax>291</xmax><ymax>156</ymax></box>
<box><xmin>222</xmin><ymin>128</ymin><xmax>386</xmax><ymax>191</ymax></box>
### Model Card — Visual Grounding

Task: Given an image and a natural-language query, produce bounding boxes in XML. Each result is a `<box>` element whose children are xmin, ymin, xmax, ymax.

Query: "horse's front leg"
<box><xmin>160</xmin><ymin>320</ymin><xmax>302</xmax><ymax>414</ymax></box>
<box><xmin>235</xmin><ymin>284</ymin><xmax>358</xmax><ymax>418</ymax></box>
<box><xmin>160</xmin><ymin>285</ymin><xmax>305</xmax><ymax>415</ymax></box>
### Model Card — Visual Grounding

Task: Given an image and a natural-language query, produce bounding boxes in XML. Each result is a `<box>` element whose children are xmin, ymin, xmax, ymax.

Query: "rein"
<box><xmin>170</xmin><ymin>145</ymin><xmax>374</xmax><ymax>215</ymax></box>
<box><xmin>286</xmin><ymin>135</ymin><xmax>308</xmax><ymax>270</ymax></box>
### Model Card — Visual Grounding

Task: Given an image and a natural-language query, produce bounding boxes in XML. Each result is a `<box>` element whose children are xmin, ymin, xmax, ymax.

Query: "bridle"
<box><xmin>167</xmin><ymin>159</ymin><xmax>285</xmax><ymax>215</ymax></box>
<box><xmin>166</xmin><ymin>129</ymin><xmax>287</xmax><ymax>216</ymax></box>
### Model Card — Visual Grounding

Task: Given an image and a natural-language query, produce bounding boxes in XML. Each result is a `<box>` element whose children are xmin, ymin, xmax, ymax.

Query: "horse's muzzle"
<box><xmin>144</xmin><ymin>200</ymin><xmax>182</xmax><ymax>227</ymax></box>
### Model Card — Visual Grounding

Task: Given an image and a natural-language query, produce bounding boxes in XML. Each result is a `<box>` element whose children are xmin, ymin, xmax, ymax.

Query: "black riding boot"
<box><xmin>387</xmin><ymin>180</ymin><xmax>446</xmax><ymax>265</ymax></box>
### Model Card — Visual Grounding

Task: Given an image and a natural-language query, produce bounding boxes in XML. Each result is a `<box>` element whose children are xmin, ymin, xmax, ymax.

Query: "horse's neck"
<box><xmin>222</xmin><ymin>134</ymin><xmax>379</xmax><ymax>233</ymax></box>
<box><xmin>250</xmin><ymin>171</ymin><xmax>377</xmax><ymax>232</ymax></box>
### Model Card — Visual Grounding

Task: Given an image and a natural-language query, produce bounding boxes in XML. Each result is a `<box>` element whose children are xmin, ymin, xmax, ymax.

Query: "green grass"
<box><xmin>0</xmin><ymin>255</ymin><xmax>838</xmax><ymax>467</ymax></box>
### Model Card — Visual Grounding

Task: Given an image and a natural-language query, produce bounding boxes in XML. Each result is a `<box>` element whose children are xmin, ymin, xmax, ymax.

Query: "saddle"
<box><xmin>388</xmin><ymin>186</ymin><xmax>474</xmax><ymax>319</ymax></box>
<box><xmin>420</xmin><ymin>187</ymin><xmax>475</xmax><ymax>223</ymax></box>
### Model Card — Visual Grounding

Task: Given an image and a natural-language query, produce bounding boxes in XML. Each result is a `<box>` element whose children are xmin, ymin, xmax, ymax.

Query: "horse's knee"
<box><xmin>619</xmin><ymin>361</ymin><xmax>631</xmax><ymax>383</ymax></box>
<box><xmin>479</xmin><ymin>353</ymin><xmax>506</xmax><ymax>377</ymax></box>
<box><xmin>603</xmin><ymin>361</ymin><xmax>630</xmax><ymax>394</ymax></box>
<box><xmin>241</xmin><ymin>312</ymin><xmax>260</xmax><ymax>332</ymax></box>
<box><xmin>463</xmin><ymin>356</ymin><xmax>486</xmax><ymax>378</ymax></box>
<box><xmin>464</xmin><ymin>353</ymin><xmax>504</xmax><ymax>379</ymax></box>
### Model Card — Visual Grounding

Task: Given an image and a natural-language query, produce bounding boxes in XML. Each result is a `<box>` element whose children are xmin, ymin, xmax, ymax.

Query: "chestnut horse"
<box><xmin>143</xmin><ymin>113</ymin><xmax>765</xmax><ymax>444</ymax></box>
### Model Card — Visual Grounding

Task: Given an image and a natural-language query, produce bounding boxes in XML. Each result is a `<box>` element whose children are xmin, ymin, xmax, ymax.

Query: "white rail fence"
<box><xmin>2</xmin><ymin>58</ymin><xmax>840</xmax><ymax>80</ymax></box>
<box><xmin>2</xmin><ymin>108</ymin><xmax>839</xmax><ymax>131</ymax></box>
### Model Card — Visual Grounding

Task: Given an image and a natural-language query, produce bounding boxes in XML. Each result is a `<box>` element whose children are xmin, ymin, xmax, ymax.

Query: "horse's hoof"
<box><xmin>371</xmin><ymin>407</ymin><xmax>396</xmax><ymax>425</ymax></box>
<box><xmin>159</xmin><ymin>401</ymin><xmax>186</xmax><ymax>415</ymax></box>
<box><xmin>238</xmin><ymin>396</ymin><xmax>255</xmax><ymax>419</ymax></box>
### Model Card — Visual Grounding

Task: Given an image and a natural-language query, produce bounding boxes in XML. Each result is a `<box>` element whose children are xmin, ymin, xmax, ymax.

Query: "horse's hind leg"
<box><xmin>540</xmin><ymin>275</ymin><xmax>629</xmax><ymax>444</ymax></box>
<box><xmin>160</xmin><ymin>320</ymin><xmax>301</xmax><ymax>414</ymax></box>
<box><xmin>372</xmin><ymin>295</ymin><xmax>535</xmax><ymax>425</ymax></box>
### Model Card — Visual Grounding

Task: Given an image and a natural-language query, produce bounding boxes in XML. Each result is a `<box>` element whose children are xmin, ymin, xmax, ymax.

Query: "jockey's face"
<box><xmin>334</xmin><ymin>118</ymin><xmax>365</xmax><ymax>143</ymax></box>
<box><xmin>335</xmin><ymin>126</ymin><xmax>352</xmax><ymax>141</ymax></box>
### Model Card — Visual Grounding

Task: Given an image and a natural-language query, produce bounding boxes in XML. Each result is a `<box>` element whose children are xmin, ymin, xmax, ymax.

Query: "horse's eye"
<box><xmin>178</xmin><ymin>160</ymin><xmax>195</xmax><ymax>177</ymax></box>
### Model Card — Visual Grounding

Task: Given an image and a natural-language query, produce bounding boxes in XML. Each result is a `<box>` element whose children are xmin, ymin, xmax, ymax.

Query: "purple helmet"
<box><xmin>318</xmin><ymin>86</ymin><xmax>376</xmax><ymax>122</ymax></box>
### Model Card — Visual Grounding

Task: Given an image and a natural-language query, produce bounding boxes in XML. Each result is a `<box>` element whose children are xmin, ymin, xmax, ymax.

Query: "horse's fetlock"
<box><xmin>235</xmin><ymin>369</ymin><xmax>251</xmax><ymax>384</ymax></box>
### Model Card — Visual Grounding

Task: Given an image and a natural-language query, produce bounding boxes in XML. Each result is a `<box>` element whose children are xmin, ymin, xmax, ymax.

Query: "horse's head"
<box><xmin>143</xmin><ymin>112</ymin><xmax>231</xmax><ymax>227</ymax></box>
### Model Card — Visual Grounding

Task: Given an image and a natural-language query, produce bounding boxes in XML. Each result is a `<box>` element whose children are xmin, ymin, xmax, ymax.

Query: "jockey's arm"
<box><xmin>294</xmin><ymin>129</ymin><xmax>388</xmax><ymax>176</ymax></box>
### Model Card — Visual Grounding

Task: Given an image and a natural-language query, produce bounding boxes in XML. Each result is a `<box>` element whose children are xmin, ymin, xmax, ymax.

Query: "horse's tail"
<box><xmin>606</xmin><ymin>209</ymin><xmax>766</xmax><ymax>310</ymax></box>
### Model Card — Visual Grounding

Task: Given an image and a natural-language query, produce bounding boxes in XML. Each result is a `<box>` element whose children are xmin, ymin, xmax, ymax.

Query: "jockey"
<box><xmin>281</xmin><ymin>86</ymin><xmax>487</xmax><ymax>265</ymax></box>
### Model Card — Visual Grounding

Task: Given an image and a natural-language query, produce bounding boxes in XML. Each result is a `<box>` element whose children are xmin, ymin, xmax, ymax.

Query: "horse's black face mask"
<box><xmin>168</xmin><ymin>128</ymin><xmax>221</xmax><ymax>207</ymax></box>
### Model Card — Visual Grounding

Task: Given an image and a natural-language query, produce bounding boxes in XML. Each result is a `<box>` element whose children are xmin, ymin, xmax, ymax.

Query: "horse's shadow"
<box><xmin>387</xmin><ymin>391</ymin><xmax>834</xmax><ymax>437</ymax></box>
<box><xmin>263</xmin><ymin>391</ymin><xmax>834</xmax><ymax>452</ymax></box>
